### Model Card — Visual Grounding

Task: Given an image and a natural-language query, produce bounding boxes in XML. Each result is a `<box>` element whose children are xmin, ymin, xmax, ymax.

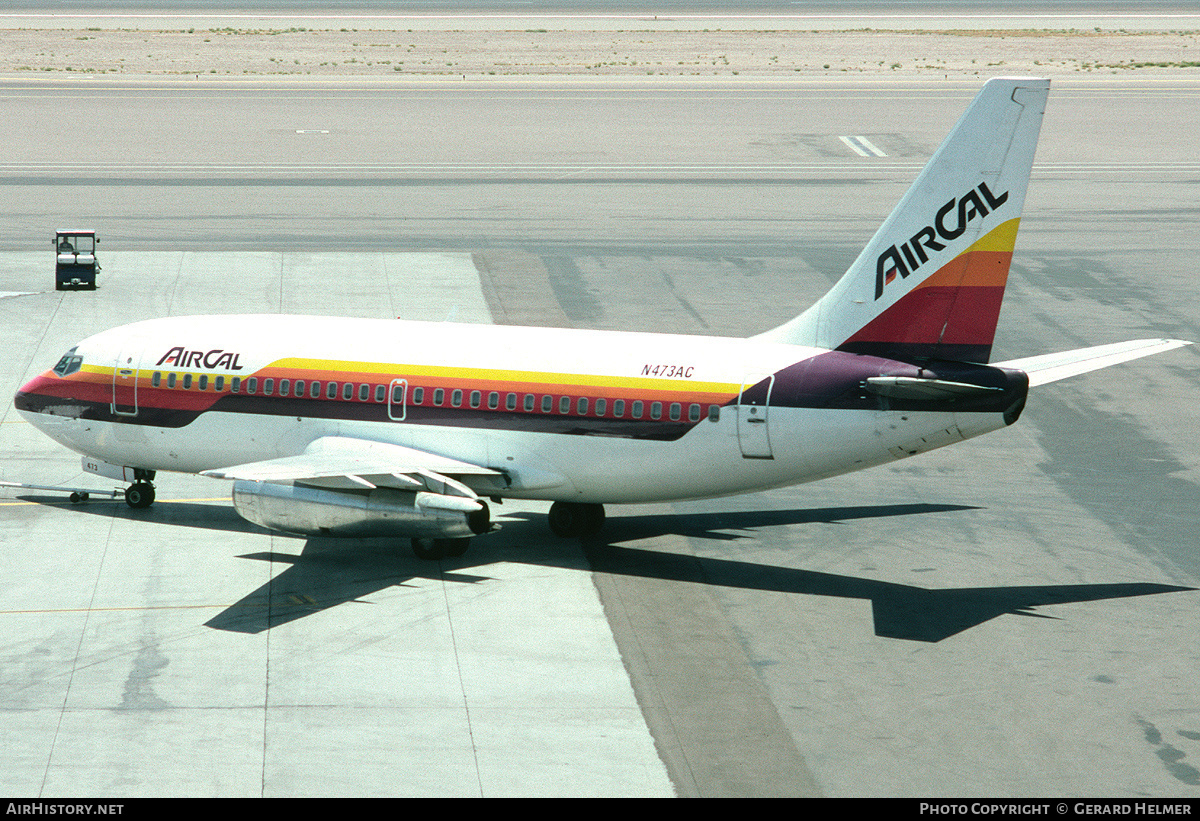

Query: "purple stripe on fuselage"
<box><xmin>756</xmin><ymin>350</ymin><xmax>1028</xmax><ymax>416</ymax></box>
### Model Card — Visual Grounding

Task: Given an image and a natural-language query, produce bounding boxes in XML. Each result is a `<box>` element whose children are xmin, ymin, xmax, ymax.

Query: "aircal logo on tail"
<box><xmin>155</xmin><ymin>346</ymin><xmax>244</xmax><ymax>370</ymax></box>
<box><xmin>875</xmin><ymin>182</ymin><xmax>1009</xmax><ymax>299</ymax></box>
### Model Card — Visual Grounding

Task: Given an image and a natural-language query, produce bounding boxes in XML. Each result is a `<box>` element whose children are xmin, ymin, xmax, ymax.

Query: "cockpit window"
<box><xmin>52</xmin><ymin>348</ymin><xmax>83</xmax><ymax>377</ymax></box>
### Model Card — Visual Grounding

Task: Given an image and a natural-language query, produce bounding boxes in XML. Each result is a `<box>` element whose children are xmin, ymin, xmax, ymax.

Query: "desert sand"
<box><xmin>2</xmin><ymin>25</ymin><xmax>1199</xmax><ymax>79</ymax></box>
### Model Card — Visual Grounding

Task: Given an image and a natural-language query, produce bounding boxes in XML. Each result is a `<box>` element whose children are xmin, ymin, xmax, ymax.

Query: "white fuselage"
<box><xmin>16</xmin><ymin>314</ymin><xmax>1018</xmax><ymax>504</ymax></box>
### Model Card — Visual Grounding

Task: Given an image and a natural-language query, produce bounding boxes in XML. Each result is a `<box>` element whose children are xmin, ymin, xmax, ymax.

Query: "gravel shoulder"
<box><xmin>3</xmin><ymin>26</ymin><xmax>1200</xmax><ymax>79</ymax></box>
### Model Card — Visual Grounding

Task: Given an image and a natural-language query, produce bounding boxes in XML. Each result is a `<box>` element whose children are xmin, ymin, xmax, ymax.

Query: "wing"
<box><xmin>200</xmin><ymin>436</ymin><xmax>510</xmax><ymax>500</ymax></box>
<box><xmin>994</xmin><ymin>338</ymin><xmax>1192</xmax><ymax>387</ymax></box>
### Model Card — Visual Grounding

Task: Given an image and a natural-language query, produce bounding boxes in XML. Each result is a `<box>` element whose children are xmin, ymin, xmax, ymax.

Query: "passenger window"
<box><xmin>152</xmin><ymin>372</ymin><xmax>161</xmax><ymax>388</ymax></box>
<box><xmin>342</xmin><ymin>383</ymin><xmax>353</xmax><ymax>401</ymax></box>
<box><xmin>326</xmin><ymin>382</ymin><xmax>337</xmax><ymax>399</ymax></box>
<box><xmin>558</xmin><ymin>396</ymin><xmax>570</xmax><ymax>414</ymax></box>
<box><xmin>199</xmin><ymin>375</ymin><xmax>208</xmax><ymax>391</ymax></box>
<box><xmin>708</xmin><ymin>405</ymin><xmax>721</xmax><ymax>422</ymax></box>
<box><xmin>263</xmin><ymin>378</ymin><xmax>274</xmax><ymax>396</ymax></box>
<box><xmin>669</xmin><ymin>402</ymin><xmax>681</xmax><ymax>421</ymax></box>
<box><xmin>247</xmin><ymin>377</ymin><xmax>257</xmax><ymax>394</ymax></box>
<box><xmin>688</xmin><ymin>403</ymin><xmax>701</xmax><ymax>422</ymax></box>
<box><xmin>452</xmin><ymin>389</ymin><xmax>463</xmax><ymax>407</ymax></box>
<box><xmin>541</xmin><ymin>395</ymin><xmax>552</xmax><ymax>413</ymax></box>
<box><xmin>506</xmin><ymin>393</ymin><xmax>517</xmax><ymax>411</ymax></box>
<box><xmin>231</xmin><ymin>376</ymin><xmax>240</xmax><ymax>393</ymax></box>
<box><xmin>595</xmin><ymin>398</ymin><xmax>607</xmax><ymax>416</ymax></box>
<box><xmin>631</xmin><ymin>400</ymin><xmax>643</xmax><ymax>419</ymax></box>
<box><xmin>577</xmin><ymin>397</ymin><xmax>588</xmax><ymax>415</ymax></box>
<box><xmin>215</xmin><ymin>375</ymin><xmax>225</xmax><ymax>392</ymax></box>
<box><xmin>524</xmin><ymin>394</ymin><xmax>535</xmax><ymax>412</ymax></box>
<box><xmin>168</xmin><ymin>373</ymin><xmax>178</xmax><ymax>389</ymax></box>
<box><xmin>613</xmin><ymin>399</ymin><xmax>625</xmax><ymax>418</ymax></box>
<box><xmin>183</xmin><ymin>373</ymin><xmax>193</xmax><ymax>390</ymax></box>
<box><xmin>279</xmin><ymin>379</ymin><xmax>290</xmax><ymax>397</ymax></box>
<box><xmin>294</xmin><ymin>379</ymin><xmax>305</xmax><ymax>397</ymax></box>
<box><xmin>310</xmin><ymin>381</ymin><xmax>320</xmax><ymax>399</ymax></box>
<box><xmin>434</xmin><ymin>388</ymin><xmax>445</xmax><ymax>406</ymax></box>
<box><xmin>359</xmin><ymin>384</ymin><xmax>369</xmax><ymax>401</ymax></box>
<box><xmin>412</xmin><ymin>387</ymin><xmax>424</xmax><ymax>405</ymax></box>
<box><xmin>470</xmin><ymin>390</ymin><xmax>481</xmax><ymax>408</ymax></box>
<box><xmin>488</xmin><ymin>391</ymin><xmax>499</xmax><ymax>410</ymax></box>
<box><xmin>375</xmin><ymin>384</ymin><xmax>386</xmax><ymax>403</ymax></box>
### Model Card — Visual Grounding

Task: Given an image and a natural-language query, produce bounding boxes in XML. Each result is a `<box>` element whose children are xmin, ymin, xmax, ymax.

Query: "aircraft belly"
<box><xmin>72</xmin><ymin>412</ymin><xmax>328</xmax><ymax>474</ymax></box>
<box><xmin>500</xmin><ymin>412</ymin><xmax>812</xmax><ymax>504</ymax></box>
<box><xmin>49</xmin><ymin>400</ymin><xmax>1012</xmax><ymax>505</ymax></box>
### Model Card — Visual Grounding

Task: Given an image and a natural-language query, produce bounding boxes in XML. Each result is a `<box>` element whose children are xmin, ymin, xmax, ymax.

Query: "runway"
<box><xmin>1</xmin><ymin>76</ymin><xmax>1199</xmax><ymax>796</ymax></box>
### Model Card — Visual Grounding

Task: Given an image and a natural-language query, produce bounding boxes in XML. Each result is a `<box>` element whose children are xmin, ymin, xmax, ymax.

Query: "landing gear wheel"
<box><xmin>547</xmin><ymin>502</ymin><xmax>605</xmax><ymax>538</ymax></box>
<box><xmin>124</xmin><ymin>482</ymin><xmax>155</xmax><ymax>509</ymax></box>
<box><xmin>411</xmin><ymin>537</ymin><xmax>473</xmax><ymax>560</ymax></box>
<box><xmin>442</xmin><ymin>538</ymin><xmax>471</xmax><ymax>558</ymax></box>
<box><xmin>411</xmin><ymin>537</ymin><xmax>445</xmax><ymax>560</ymax></box>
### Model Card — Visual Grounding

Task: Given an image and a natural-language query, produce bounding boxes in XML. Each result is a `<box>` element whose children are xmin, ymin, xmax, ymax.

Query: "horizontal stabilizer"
<box><xmin>864</xmin><ymin>376</ymin><xmax>1004</xmax><ymax>401</ymax></box>
<box><xmin>995</xmin><ymin>339</ymin><xmax>1192</xmax><ymax>386</ymax></box>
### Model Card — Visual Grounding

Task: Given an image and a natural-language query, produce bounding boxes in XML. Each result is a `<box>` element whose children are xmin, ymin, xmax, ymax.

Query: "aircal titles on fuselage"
<box><xmin>154</xmin><ymin>346</ymin><xmax>244</xmax><ymax>371</ymax></box>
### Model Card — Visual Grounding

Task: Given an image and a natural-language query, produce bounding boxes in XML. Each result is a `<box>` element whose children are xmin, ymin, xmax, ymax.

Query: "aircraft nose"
<box><xmin>14</xmin><ymin>374</ymin><xmax>56</xmax><ymax>417</ymax></box>
<box><xmin>14</xmin><ymin>377</ymin><xmax>39</xmax><ymax>410</ymax></box>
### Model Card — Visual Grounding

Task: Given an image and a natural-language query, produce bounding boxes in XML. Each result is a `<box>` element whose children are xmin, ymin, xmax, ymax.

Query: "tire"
<box><xmin>548</xmin><ymin>502</ymin><xmax>605</xmax><ymax>538</ymax></box>
<box><xmin>442</xmin><ymin>538</ymin><xmax>470</xmax><ymax>558</ymax></box>
<box><xmin>411</xmin><ymin>537</ymin><xmax>445</xmax><ymax>561</ymax></box>
<box><xmin>124</xmin><ymin>482</ymin><xmax>155</xmax><ymax>509</ymax></box>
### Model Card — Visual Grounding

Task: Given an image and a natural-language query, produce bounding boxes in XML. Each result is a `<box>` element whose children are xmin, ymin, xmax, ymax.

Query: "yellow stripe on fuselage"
<box><xmin>269</xmin><ymin>358</ymin><xmax>741</xmax><ymax>399</ymax></box>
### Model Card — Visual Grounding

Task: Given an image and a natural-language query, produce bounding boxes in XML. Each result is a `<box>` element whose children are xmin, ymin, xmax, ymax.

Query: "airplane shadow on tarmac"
<box><xmin>22</xmin><ymin>493</ymin><xmax>1191</xmax><ymax>641</ymax></box>
<box><xmin>195</xmin><ymin>501</ymin><xmax>1194</xmax><ymax>641</ymax></box>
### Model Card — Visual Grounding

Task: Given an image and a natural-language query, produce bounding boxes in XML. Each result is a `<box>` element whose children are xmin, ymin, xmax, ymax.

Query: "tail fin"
<box><xmin>756</xmin><ymin>77</ymin><xmax>1049</xmax><ymax>363</ymax></box>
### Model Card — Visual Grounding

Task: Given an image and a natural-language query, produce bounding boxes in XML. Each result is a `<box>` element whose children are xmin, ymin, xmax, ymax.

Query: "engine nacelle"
<box><xmin>231</xmin><ymin>480</ymin><xmax>490</xmax><ymax>539</ymax></box>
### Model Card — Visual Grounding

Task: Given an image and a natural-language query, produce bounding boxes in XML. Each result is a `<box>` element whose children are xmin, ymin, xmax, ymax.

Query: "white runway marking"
<box><xmin>839</xmin><ymin>135</ymin><xmax>887</xmax><ymax>158</ymax></box>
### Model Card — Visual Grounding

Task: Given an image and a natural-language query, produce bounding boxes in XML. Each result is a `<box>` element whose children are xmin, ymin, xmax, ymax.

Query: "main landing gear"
<box><xmin>123</xmin><ymin>481</ymin><xmax>155</xmax><ymax>509</ymax></box>
<box><xmin>410</xmin><ymin>537</ymin><xmax>470</xmax><ymax>561</ymax></box>
<box><xmin>407</xmin><ymin>502</ymin><xmax>606</xmax><ymax>560</ymax></box>
<box><xmin>547</xmin><ymin>501</ymin><xmax>605</xmax><ymax>538</ymax></box>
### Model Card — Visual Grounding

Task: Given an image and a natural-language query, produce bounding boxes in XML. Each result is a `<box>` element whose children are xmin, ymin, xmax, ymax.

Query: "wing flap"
<box><xmin>201</xmin><ymin>436</ymin><xmax>505</xmax><ymax>497</ymax></box>
<box><xmin>995</xmin><ymin>339</ymin><xmax>1192</xmax><ymax>387</ymax></box>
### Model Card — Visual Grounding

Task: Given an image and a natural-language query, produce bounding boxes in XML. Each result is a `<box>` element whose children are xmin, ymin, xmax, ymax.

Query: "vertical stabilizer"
<box><xmin>756</xmin><ymin>77</ymin><xmax>1049</xmax><ymax>362</ymax></box>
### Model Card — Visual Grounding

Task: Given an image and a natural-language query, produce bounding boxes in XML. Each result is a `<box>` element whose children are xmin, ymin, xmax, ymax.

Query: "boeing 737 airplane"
<box><xmin>13</xmin><ymin>78</ymin><xmax>1191</xmax><ymax>559</ymax></box>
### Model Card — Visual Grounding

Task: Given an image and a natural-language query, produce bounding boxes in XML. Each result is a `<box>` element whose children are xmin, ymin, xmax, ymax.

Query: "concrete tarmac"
<box><xmin>1</xmin><ymin>77</ymin><xmax>1199</xmax><ymax>797</ymax></box>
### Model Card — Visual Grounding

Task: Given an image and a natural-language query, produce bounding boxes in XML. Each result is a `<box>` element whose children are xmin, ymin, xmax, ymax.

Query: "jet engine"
<box><xmin>230</xmin><ymin>480</ymin><xmax>490</xmax><ymax>539</ymax></box>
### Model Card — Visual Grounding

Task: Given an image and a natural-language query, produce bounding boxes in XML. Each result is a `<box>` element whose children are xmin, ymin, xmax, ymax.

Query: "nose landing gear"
<box><xmin>124</xmin><ymin>481</ymin><xmax>155</xmax><ymax>509</ymax></box>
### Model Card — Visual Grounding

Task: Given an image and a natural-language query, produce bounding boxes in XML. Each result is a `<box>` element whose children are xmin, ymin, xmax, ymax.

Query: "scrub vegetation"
<box><xmin>1</xmin><ymin>26</ymin><xmax>1198</xmax><ymax>77</ymax></box>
